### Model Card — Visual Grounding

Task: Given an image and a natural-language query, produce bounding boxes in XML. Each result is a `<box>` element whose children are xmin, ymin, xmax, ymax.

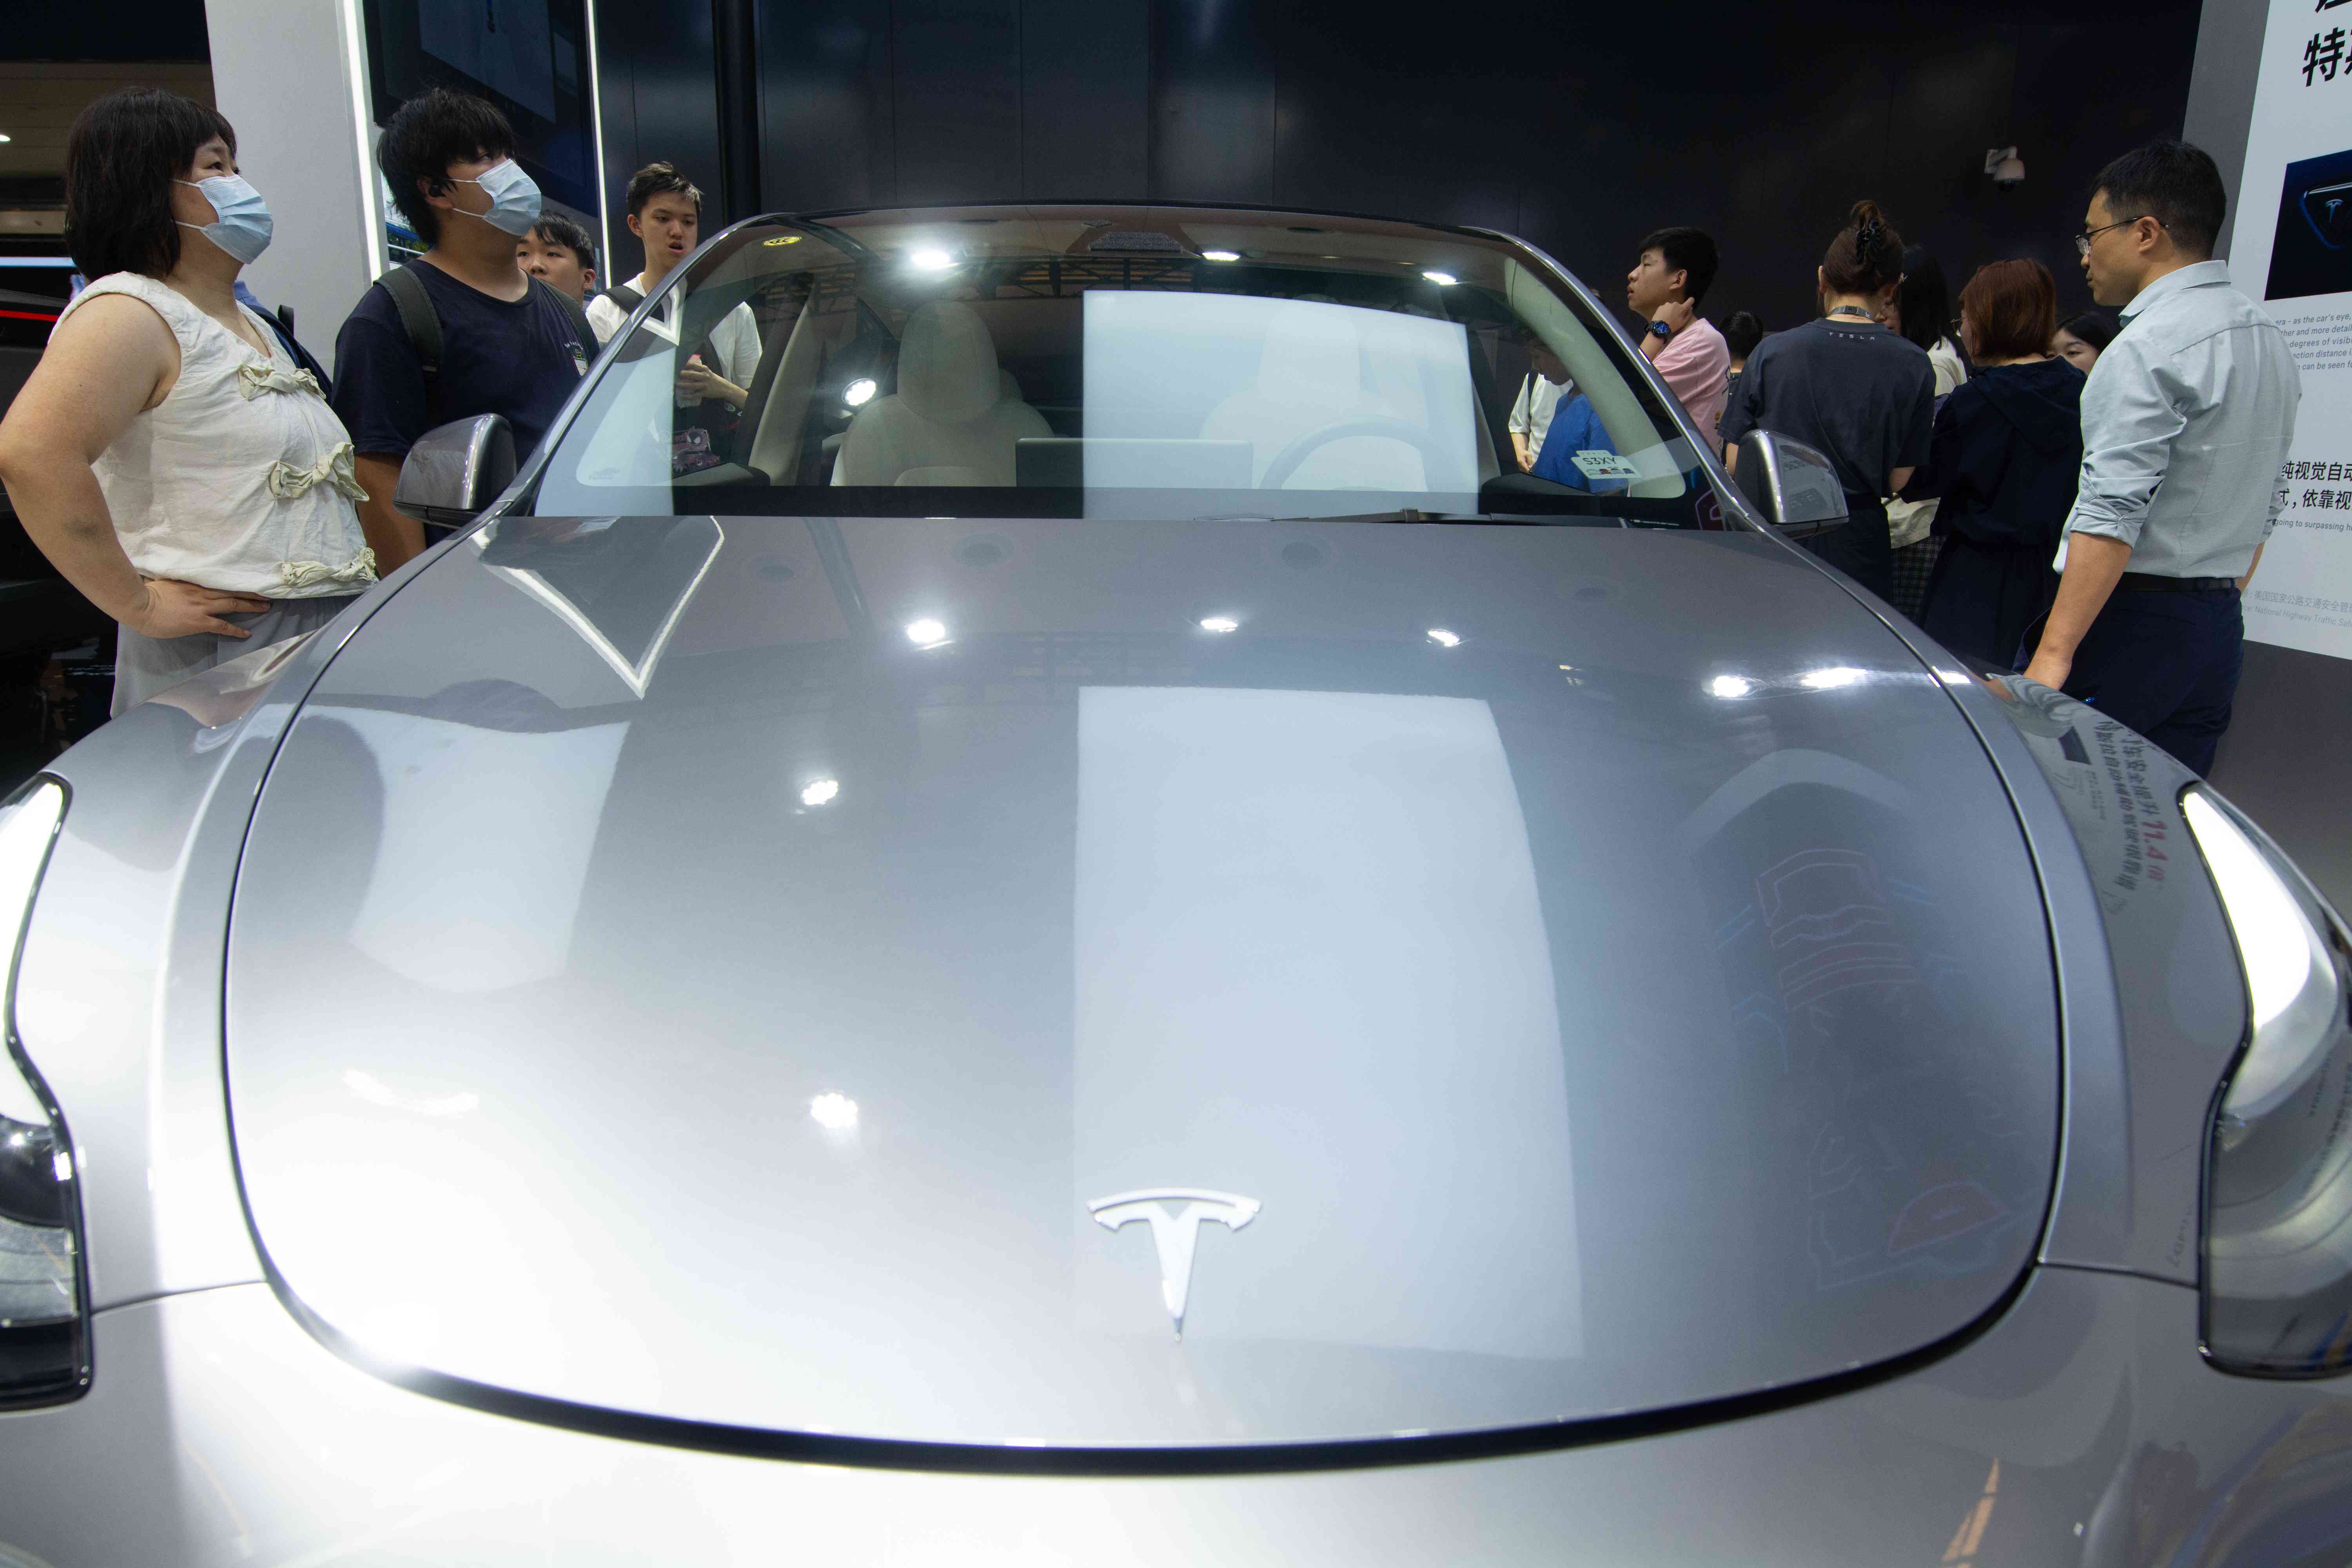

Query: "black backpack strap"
<box><xmin>531</xmin><ymin>276</ymin><xmax>597</xmax><ymax>363</ymax></box>
<box><xmin>376</xmin><ymin>263</ymin><xmax>443</xmax><ymax>381</ymax></box>
<box><xmin>258</xmin><ymin>310</ymin><xmax>335</xmax><ymax>402</ymax></box>
<box><xmin>594</xmin><ymin>280</ymin><xmax>717</xmax><ymax>375</ymax></box>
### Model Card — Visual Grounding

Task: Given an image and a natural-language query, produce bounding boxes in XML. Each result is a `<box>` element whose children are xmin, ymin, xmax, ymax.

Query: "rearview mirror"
<box><xmin>393</xmin><ymin>415</ymin><xmax>516</xmax><ymax>528</ymax></box>
<box><xmin>1731</xmin><ymin>431</ymin><xmax>1847</xmax><ymax>539</ymax></box>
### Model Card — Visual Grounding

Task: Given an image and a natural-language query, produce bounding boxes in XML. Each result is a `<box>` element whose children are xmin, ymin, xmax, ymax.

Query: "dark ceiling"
<box><xmin>12</xmin><ymin>7</ymin><xmax>211</xmax><ymax>64</ymax></box>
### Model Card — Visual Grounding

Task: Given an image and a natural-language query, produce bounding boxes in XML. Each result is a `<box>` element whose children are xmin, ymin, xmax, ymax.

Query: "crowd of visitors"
<box><xmin>0</xmin><ymin>80</ymin><xmax>2305</xmax><ymax>778</ymax></box>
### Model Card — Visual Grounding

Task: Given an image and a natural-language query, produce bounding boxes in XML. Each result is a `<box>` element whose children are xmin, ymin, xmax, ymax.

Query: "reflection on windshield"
<box><xmin>1080</xmin><ymin>291</ymin><xmax>1479</xmax><ymax>491</ymax></box>
<box><xmin>533</xmin><ymin>207</ymin><xmax>1704</xmax><ymax>526</ymax></box>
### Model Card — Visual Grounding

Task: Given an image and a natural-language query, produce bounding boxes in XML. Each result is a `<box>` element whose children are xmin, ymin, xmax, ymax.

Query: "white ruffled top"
<box><xmin>59</xmin><ymin>273</ymin><xmax>376</xmax><ymax>598</ymax></box>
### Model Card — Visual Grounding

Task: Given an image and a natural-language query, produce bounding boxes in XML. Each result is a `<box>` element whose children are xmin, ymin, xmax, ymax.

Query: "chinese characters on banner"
<box><xmin>2232</xmin><ymin>0</ymin><xmax>2352</xmax><ymax>659</ymax></box>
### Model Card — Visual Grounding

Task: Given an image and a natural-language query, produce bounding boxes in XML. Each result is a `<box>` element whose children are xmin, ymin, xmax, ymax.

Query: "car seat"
<box><xmin>833</xmin><ymin>303</ymin><xmax>1051</xmax><ymax>486</ymax></box>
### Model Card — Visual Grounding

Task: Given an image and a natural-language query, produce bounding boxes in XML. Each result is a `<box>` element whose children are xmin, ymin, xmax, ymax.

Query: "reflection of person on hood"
<box><xmin>1899</xmin><ymin>260</ymin><xmax>2084</xmax><ymax>667</ymax></box>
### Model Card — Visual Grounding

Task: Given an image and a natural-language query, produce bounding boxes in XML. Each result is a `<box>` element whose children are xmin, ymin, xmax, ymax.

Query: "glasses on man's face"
<box><xmin>2075</xmin><ymin>216</ymin><xmax>2161</xmax><ymax>257</ymax></box>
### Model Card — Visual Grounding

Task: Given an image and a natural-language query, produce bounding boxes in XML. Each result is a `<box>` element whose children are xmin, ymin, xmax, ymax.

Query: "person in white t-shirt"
<box><xmin>0</xmin><ymin>89</ymin><xmax>376</xmax><ymax>715</ymax></box>
<box><xmin>584</xmin><ymin>162</ymin><xmax>761</xmax><ymax>417</ymax></box>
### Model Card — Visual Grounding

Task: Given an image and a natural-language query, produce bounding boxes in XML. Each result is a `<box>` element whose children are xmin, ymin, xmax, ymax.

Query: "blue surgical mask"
<box><xmin>176</xmin><ymin>174</ymin><xmax>273</xmax><ymax>264</ymax></box>
<box><xmin>453</xmin><ymin>160</ymin><xmax>543</xmax><ymax>238</ymax></box>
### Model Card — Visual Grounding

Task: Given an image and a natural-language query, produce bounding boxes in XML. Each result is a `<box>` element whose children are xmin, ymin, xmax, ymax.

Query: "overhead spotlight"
<box><xmin>904</xmin><ymin>618</ymin><xmax>948</xmax><ymax>646</ymax></box>
<box><xmin>1198</xmin><ymin>615</ymin><xmax>1240</xmax><ymax>633</ymax></box>
<box><xmin>809</xmin><ymin>1092</ymin><xmax>859</xmax><ymax>1131</ymax></box>
<box><xmin>842</xmin><ymin>377</ymin><xmax>878</xmax><ymax>408</ymax></box>
<box><xmin>1422</xmin><ymin>270</ymin><xmax>1458</xmax><ymax>286</ymax></box>
<box><xmin>908</xmin><ymin>248</ymin><xmax>956</xmax><ymax>271</ymax></box>
<box><xmin>1984</xmin><ymin>147</ymin><xmax>2025</xmax><ymax>189</ymax></box>
<box><xmin>1426</xmin><ymin>628</ymin><xmax>1461</xmax><ymax>648</ymax></box>
<box><xmin>1201</xmin><ymin>249</ymin><xmax>1241</xmax><ymax>262</ymax></box>
<box><xmin>1800</xmin><ymin>666</ymin><xmax>1866</xmax><ymax>689</ymax></box>
<box><xmin>800</xmin><ymin>778</ymin><xmax>840</xmax><ymax>807</ymax></box>
<box><xmin>0</xmin><ymin>135</ymin><xmax>12</xmax><ymax>145</ymax></box>
<box><xmin>1708</xmin><ymin>674</ymin><xmax>1754</xmax><ymax>699</ymax></box>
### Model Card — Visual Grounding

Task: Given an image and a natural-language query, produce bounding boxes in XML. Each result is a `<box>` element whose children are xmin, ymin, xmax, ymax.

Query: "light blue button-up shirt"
<box><xmin>2063</xmin><ymin>259</ymin><xmax>2301</xmax><ymax>578</ymax></box>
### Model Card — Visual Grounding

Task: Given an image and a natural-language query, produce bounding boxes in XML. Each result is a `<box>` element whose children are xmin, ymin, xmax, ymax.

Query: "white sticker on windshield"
<box><xmin>1570</xmin><ymin>450</ymin><xmax>1640</xmax><ymax>481</ymax></box>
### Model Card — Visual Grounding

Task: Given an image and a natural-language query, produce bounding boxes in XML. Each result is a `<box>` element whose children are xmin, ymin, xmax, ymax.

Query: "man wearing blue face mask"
<box><xmin>332</xmin><ymin>88</ymin><xmax>598</xmax><ymax>568</ymax></box>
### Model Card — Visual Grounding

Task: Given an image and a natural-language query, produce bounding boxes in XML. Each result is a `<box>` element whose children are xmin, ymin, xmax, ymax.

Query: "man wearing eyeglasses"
<box><xmin>2019</xmin><ymin>140</ymin><xmax>2300</xmax><ymax>775</ymax></box>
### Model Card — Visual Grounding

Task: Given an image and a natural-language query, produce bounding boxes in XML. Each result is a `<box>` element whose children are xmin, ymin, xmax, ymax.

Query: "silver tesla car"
<box><xmin>4</xmin><ymin>205</ymin><xmax>2350</xmax><ymax>1564</ymax></box>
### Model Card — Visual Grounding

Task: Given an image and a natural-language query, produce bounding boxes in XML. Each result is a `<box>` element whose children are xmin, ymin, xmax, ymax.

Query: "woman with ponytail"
<box><xmin>1719</xmin><ymin>200</ymin><xmax>1936</xmax><ymax>599</ymax></box>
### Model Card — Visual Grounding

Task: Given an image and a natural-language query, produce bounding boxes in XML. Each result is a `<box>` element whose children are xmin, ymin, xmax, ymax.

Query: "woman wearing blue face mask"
<box><xmin>0</xmin><ymin>88</ymin><xmax>377</xmax><ymax>716</ymax></box>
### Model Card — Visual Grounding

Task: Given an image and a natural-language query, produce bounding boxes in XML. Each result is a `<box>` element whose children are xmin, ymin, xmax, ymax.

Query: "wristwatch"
<box><xmin>1647</xmin><ymin>319</ymin><xmax>1673</xmax><ymax>341</ymax></box>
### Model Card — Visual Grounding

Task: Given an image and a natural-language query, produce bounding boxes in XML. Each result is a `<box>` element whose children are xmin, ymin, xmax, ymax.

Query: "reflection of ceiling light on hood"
<box><xmin>1201</xmin><ymin>249</ymin><xmax>1240</xmax><ymax>262</ymax></box>
<box><xmin>1426</xmin><ymin>628</ymin><xmax>1461</xmax><ymax>648</ymax></box>
<box><xmin>800</xmin><ymin>778</ymin><xmax>840</xmax><ymax>807</ymax></box>
<box><xmin>1422</xmin><ymin>270</ymin><xmax>1457</xmax><ymax>286</ymax></box>
<box><xmin>1708</xmin><ymin>674</ymin><xmax>1754</xmax><ymax>699</ymax></box>
<box><xmin>904</xmin><ymin>618</ymin><xmax>948</xmax><ymax>646</ymax></box>
<box><xmin>842</xmin><ymin>377</ymin><xmax>877</xmax><ymax>408</ymax></box>
<box><xmin>342</xmin><ymin>1069</ymin><xmax>479</xmax><ymax>1118</ymax></box>
<box><xmin>1198</xmin><ymin>615</ymin><xmax>1239</xmax><ymax>633</ymax></box>
<box><xmin>809</xmin><ymin>1092</ymin><xmax>859</xmax><ymax>1131</ymax></box>
<box><xmin>1800</xmin><ymin>666</ymin><xmax>1866</xmax><ymax>689</ymax></box>
<box><xmin>908</xmin><ymin>248</ymin><xmax>955</xmax><ymax>271</ymax></box>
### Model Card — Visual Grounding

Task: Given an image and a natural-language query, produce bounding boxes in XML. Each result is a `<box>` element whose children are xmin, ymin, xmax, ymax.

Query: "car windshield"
<box><xmin>532</xmin><ymin>205</ymin><xmax>1713</xmax><ymax>525</ymax></box>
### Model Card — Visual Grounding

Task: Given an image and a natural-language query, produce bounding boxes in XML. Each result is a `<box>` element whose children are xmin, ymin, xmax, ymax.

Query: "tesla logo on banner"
<box><xmin>1086</xmin><ymin>1188</ymin><xmax>1260</xmax><ymax>1338</ymax></box>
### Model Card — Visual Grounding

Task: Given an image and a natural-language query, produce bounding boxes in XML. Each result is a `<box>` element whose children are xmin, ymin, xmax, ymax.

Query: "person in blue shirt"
<box><xmin>1529</xmin><ymin>391</ymin><xmax>1627</xmax><ymax>494</ymax></box>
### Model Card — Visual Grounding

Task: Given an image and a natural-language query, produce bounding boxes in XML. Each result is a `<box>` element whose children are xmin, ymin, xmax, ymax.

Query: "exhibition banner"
<box><xmin>2227</xmin><ymin>0</ymin><xmax>2352</xmax><ymax>661</ymax></box>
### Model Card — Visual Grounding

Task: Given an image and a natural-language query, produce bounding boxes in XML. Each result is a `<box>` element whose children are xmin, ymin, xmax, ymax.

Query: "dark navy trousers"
<box><xmin>2019</xmin><ymin>586</ymin><xmax>2244</xmax><ymax>776</ymax></box>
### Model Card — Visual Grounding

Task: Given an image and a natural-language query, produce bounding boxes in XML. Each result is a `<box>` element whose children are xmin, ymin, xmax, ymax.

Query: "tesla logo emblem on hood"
<box><xmin>1087</xmin><ymin>1188</ymin><xmax>1260</xmax><ymax>1339</ymax></box>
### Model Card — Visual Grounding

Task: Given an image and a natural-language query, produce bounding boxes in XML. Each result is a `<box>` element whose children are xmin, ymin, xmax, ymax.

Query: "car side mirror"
<box><xmin>1731</xmin><ymin>431</ymin><xmax>1847</xmax><ymax>539</ymax></box>
<box><xmin>393</xmin><ymin>415</ymin><xmax>516</xmax><ymax>527</ymax></box>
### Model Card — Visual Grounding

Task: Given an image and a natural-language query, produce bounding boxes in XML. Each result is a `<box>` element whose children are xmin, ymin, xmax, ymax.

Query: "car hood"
<box><xmin>225</xmin><ymin>512</ymin><xmax>2057</xmax><ymax>1452</ymax></box>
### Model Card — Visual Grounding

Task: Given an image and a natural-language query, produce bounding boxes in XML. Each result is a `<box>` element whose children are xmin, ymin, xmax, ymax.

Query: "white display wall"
<box><xmin>2227</xmin><ymin>0</ymin><xmax>2352</xmax><ymax>661</ymax></box>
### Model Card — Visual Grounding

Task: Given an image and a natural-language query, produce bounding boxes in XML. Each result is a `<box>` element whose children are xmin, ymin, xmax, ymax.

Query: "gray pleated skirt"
<box><xmin>110</xmin><ymin>594</ymin><xmax>361</xmax><ymax>717</ymax></box>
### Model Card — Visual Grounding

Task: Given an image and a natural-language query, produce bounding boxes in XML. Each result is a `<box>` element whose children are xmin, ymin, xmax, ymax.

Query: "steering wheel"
<box><xmin>1258</xmin><ymin>417</ymin><xmax>1456</xmax><ymax>492</ymax></box>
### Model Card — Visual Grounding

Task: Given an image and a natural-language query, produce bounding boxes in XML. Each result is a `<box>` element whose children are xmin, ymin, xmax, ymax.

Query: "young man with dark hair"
<box><xmin>1626</xmin><ymin>225</ymin><xmax>1730</xmax><ymax>448</ymax></box>
<box><xmin>584</xmin><ymin>163</ymin><xmax>760</xmax><ymax>425</ymax></box>
<box><xmin>519</xmin><ymin>214</ymin><xmax>598</xmax><ymax>304</ymax></box>
<box><xmin>2020</xmin><ymin>140</ymin><xmax>2301</xmax><ymax>775</ymax></box>
<box><xmin>331</xmin><ymin>88</ymin><xmax>597</xmax><ymax>567</ymax></box>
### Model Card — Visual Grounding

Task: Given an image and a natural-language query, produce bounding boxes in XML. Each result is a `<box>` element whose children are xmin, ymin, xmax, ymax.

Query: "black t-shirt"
<box><xmin>330</xmin><ymin>261</ymin><xmax>592</xmax><ymax>462</ymax></box>
<box><xmin>1719</xmin><ymin>318</ymin><xmax>1935</xmax><ymax>507</ymax></box>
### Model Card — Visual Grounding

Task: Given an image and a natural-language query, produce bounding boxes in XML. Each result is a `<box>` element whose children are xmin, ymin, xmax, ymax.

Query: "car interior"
<box><xmin>535</xmin><ymin>212</ymin><xmax>1706</xmax><ymax>524</ymax></box>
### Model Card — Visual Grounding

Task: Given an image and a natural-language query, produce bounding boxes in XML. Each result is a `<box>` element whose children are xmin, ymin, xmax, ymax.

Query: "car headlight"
<box><xmin>2186</xmin><ymin>784</ymin><xmax>2352</xmax><ymax>1377</ymax></box>
<box><xmin>0</xmin><ymin>777</ymin><xmax>86</xmax><ymax>1405</ymax></box>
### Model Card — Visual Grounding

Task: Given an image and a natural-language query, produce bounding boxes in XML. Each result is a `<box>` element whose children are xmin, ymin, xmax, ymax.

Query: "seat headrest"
<box><xmin>898</xmin><ymin>303</ymin><xmax>1002</xmax><ymax>423</ymax></box>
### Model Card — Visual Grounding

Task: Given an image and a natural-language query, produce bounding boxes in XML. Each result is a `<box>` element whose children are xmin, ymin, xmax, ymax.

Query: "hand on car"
<box><xmin>132</xmin><ymin>578</ymin><xmax>270</xmax><ymax>640</ymax></box>
<box><xmin>2020</xmin><ymin>649</ymin><xmax>2072</xmax><ymax>693</ymax></box>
